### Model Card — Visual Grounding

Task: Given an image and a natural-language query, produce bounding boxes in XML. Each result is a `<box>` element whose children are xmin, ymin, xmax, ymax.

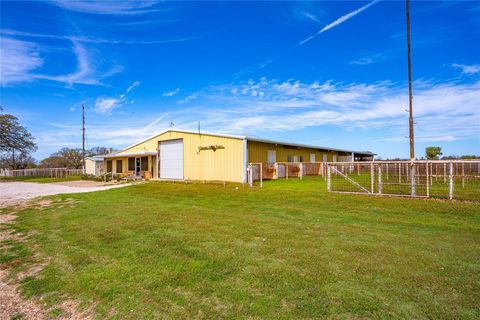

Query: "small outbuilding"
<box><xmin>102</xmin><ymin>129</ymin><xmax>374</xmax><ymax>183</ymax></box>
<box><xmin>84</xmin><ymin>156</ymin><xmax>105</xmax><ymax>176</ymax></box>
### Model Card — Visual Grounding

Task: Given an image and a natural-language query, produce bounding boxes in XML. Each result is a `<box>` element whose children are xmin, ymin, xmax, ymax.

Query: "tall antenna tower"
<box><xmin>406</xmin><ymin>0</ymin><xmax>415</xmax><ymax>160</ymax></box>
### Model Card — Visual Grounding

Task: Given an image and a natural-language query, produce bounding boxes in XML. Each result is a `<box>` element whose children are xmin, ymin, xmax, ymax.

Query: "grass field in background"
<box><xmin>0</xmin><ymin>175</ymin><xmax>82</xmax><ymax>183</ymax></box>
<box><xmin>1</xmin><ymin>178</ymin><xmax>479</xmax><ymax>319</ymax></box>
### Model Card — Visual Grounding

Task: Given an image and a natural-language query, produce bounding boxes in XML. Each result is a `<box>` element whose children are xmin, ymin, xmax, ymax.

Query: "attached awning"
<box><xmin>103</xmin><ymin>152</ymin><xmax>157</xmax><ymax>159</ymax></box>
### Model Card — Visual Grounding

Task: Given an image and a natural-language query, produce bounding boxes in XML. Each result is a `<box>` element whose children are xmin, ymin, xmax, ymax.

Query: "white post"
<box><xmin>327</xmin><ymin>164</ymin><xmax>331</xmax><ymax>191</ymax></box>
<box><xmin>378</xmin><ymin>165</ymin><xmax>382</xmax><ymax>194</ymax></box>
<box><xmin>411</xmin><ymin>162</ymin><xmax>416</xmax><ymax>196</ymax></box>
<box><xmin>444</xmin><ymin>162</ymin><xmax>447</xmax><ymax>183</ymax></box>
<box><xmin>462</xmin><ymin>162</ymin><xmax>465</xmax><ymax>188</ymax></box>
<box><xmin>370</xmin><ymin>162</ymin><xmax>374</xmax><ymax>194</ymax></box>
<box><xmin>449</xmin><ymin>162</ymin><xmax>453</xmax><ymax>200</ymax></box>
<box><xmin>248</xmin><ymin>164</ymin><xmax>253</xmax><ymax>187</ymax></box>
<box><xmin>260</xmin><ymin>163</ymin><xmax>263</xmax><ymax>188</ymax></box>
<box><xmin>286</xmin><ymin>163</ymin><xmax>289</xmax><ymax>180</ymax></box>
<box><xmin>426</xmin><ymin>161</ymin><xmax>430</xmax><ymax>197</ymax></box>
<box><xmin>299</xmin><ymin>163</ymin><xmax>303</xmax><ymax>180</ymax></box>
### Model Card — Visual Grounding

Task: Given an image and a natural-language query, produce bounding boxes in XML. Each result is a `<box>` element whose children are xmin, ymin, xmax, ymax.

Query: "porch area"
<box><xmin>104</xmin><ymin>152</ymin><xmax>157</xmax><ymax>180</ymax></box>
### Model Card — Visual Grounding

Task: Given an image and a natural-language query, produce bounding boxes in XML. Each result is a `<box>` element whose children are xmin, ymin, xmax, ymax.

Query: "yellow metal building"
<box><xmin>102</xmin><ymin>129</ymin><xmax>374</xmax><ymax>183</ymax></box>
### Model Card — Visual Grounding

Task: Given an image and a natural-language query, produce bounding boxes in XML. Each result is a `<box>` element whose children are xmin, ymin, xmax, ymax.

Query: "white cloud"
<box><xmin>0</xmin><ymin>37</ymin><xmax>43</xmax><ymax>86</ymax></box>
<box><xmin>35</xmin><ymin>40</ymin><xmax>121</xmax><ymax>85</ymax></box>
<box><xmin>163</xmin><ymin>88</ymin><xmax>180</xmax><ymax>97</ymax></box>
<box><xmin>94</xmin><ymin>81</ymin><xmax>141</xmax><ymax>115</ymax></box>
<box><xmin>50</xmin><ymin>0</ymin><xmax>160</xmax><ymax>15</ymax></box>
<box><xmin>350</xmin><ymin>53</ymin><xmax>386</xmax><ymax>65</ymax></box>
<box><xmin>170</xmin><ymin>78</ymin><xmax>480</xmax><ymax>143</ymax></box>
<box><xmin>176</xmin><ymin>94</ymin><xmax>197</xmax><ymax>104</ymax></box>
<box><xmin>126</xmin><ymin>81</ymin><xmax>141</xmax><ymax>93</ymax></box>
<box><xmin>1</xmin><ymin>29</ymin><xmax>200</xmax><ymax>45</ymax></box>
<box><xmin>452</xmin><ymin>63</ymin><xmax>480</xmax><ymax>75</ymax></box>
<box><xmin>298</xmin><ymin>0</ymin><xmax>381</xmax><ymax>46</ymax></box>
<box><xmin>94</xmin><ymin>97</ymin><xmax>122</xmax><ymax>114</ymax></box>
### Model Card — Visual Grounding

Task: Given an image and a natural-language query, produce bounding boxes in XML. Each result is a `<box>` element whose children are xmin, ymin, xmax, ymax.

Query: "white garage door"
<box><xmin>160</xmin><ymin>139</ymin><xmax>183</xmax><ymax>179</ymax></box>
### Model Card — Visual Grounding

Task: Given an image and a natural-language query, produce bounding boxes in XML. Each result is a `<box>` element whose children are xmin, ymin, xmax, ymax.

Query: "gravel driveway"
<box><xmin>0</xmin><ymin>181</ymin><xmax>131</xmax><ymax>208</ymax></box>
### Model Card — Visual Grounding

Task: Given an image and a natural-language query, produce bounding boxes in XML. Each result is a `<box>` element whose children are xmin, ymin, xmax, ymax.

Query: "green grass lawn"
<box><xmin>1</xmin><ymin>178</ymin><xmax>480</xmax><ymax>319</ymax></box>
<box><xmin>0</xmin><ymin>175</ymin><xmax>82</xmax><ymax>183</ymax></box>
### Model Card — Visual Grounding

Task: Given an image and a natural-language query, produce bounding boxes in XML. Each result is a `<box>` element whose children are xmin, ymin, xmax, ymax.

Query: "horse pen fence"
<box><xmin>247</xmin><ymin>162</ymin><xmax>327</xmax><ymax>187</ymax></box>
<box><xmin>0</xmin><ymin>168</ymin><xmax>83</xmax><ymax>178</ymax></box>
<box><xmin>327</xmin><ymin>161</ymin><xmax>480</xmax><ymax>201</ymax></box>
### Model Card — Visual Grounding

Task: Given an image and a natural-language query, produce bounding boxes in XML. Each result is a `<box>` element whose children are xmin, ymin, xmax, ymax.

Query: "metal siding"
<box><xmin>160</xmin><ymin>139</ymin><xmax>184</xmax><ymax>179</ymax></box>
<box><xmin>247</xmin><ymin>141</ymin><xmax>340</xmax><ymax>163</ymax></box>
<box><xmin>115</xmin><ymin>131</ymin><xmax>245</xmax><ymax>182</ymax></box>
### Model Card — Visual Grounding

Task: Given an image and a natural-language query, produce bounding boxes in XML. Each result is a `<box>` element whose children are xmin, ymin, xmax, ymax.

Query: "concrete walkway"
<box><xmin>0</xmin><ymin>181</ymin><xmax>131</xmax><ymax>208</ymax></box>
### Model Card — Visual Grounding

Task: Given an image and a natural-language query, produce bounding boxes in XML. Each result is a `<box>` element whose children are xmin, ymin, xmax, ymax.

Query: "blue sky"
<box><xmin>1</xmin><ymin>0</ymin><xmax>479</xmax><ymax>159</ymax></box>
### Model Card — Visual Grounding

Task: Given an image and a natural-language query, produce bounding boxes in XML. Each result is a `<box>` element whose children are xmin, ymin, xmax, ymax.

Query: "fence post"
<box><xmin>378</xmin><ymin>164</ymin><xmax>382</xmax><ymax>194</ymax></box>
<box><xmin>248</xmin><ymin>164</ymin><xmax>253</xmax><ymax>187</ymax></box>
<box><xmin>444</xmin><ymin>163</ymin><xmax>447</xmax><ymax>183</ymax></box>
<box><xmin>370</xmin><ymin>163</ymin><xmax>374</xmax><ymax>194</ymax></box>
<box><xmin>411</xmin><ymin>162</ymin><xmax>416</xmax><ymax>196</ymax></box>
<box><xmin>449</xmin><ymin>162</ymin><xmax>453</xmax><ymax>200</ymax></box>
<box><xmin>327</xmin><ymin>164</ymin><xmax>331</xmax><ymax>192</ymax></box>
<box><xmin>462</xmin><ymin>162</ymin><xmax>465</xmax><ymax>188</ymax></box>
<box><xmin>286</xmin><ymin>163</ymin><xmax>289</xmax><ymax>180</ymax></box>
<box><xmin>299</xmin><ymin>163</ymin><xmax>303</xmax><ymax>180</ymax></box>
<box><xmin>426</xmin><ymin>161</ymin><xmax>430</xmax><ymax>197</ymax></box>
<box><xmin>260</xmin><ymin>163</ymin><xmax>263</xmax><ymax>188</ymax></box>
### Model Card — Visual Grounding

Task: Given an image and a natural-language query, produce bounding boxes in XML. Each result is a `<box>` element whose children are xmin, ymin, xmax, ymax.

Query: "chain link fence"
<box><xmin>327</xmin><ymin>161</ymin><xmax>480</xmax><ymax>201</ymax></box>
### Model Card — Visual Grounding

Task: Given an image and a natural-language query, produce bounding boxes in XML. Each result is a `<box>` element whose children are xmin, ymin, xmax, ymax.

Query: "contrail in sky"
<box><xmin>297</xmin><ymin>0</ymin><xmax>381</xmax><ymax>46</ymax></box>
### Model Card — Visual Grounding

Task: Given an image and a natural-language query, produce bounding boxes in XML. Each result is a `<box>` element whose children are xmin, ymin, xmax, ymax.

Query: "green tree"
<box><xmin>88</xmin><ymin>146</ymin><xmax>112</xmax><ymax>156</ymax></box>
<box><xmin>52</xmin><ymin>148</ymin><xmax>83</xmax><ymax>168</ymax></box>
<box><xmin>425</xmin><ymin>147</ymin><xmax>443</xmax><ymax>160</ymax></box>
<box><xmin>39</xmin><ymin>156</ymin><xmax>67</xmax><ymax>168</ymax></box>
<box><xmin>0</xmin><ymin>107</ymin><xmax>37</xmax><ymax>169</ymax></box>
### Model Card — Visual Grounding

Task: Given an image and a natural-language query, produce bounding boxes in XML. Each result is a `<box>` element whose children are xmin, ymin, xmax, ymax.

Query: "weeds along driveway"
<box><xmin>0</xmin><ymin>181</ymin><xmax>132</xmax><ymax>208</ymax></box>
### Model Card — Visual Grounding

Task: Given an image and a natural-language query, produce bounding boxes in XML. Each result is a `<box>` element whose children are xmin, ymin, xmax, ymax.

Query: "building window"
<box><xmin>310</xmin><ymin>153</ymin><xmax>316</xmax><ymax>163</ymax></box>
<box><xmin>116</xmin><ymin>160</ymin><xmax>123</xmax><ymax>173</ymax></box>
<box><xmin>107</xmin><ymin>160</ymin><xmax>112</xmax><ymax>172</ymax></box>
<box><xmin>299</xmin><ymin>155</ymin><xmax>304</xmax><ymax>162</ymax></box>
<box><xmin>267</xmin><ymin>150</ymin><xmax>276</xmax><ymax>163</ymax></box>
<box><xmin>287</xmin><ymin>155</ymin><xmax>292</xmax><ymax>162</ymax></box>
<box><xmin>141</xmin><ymin>157</ymin><xmax>148</xmax><ymax>171</ymax></box>
<box><xmin>128</xmin><ymin>158</ymin><xmax>135</xmax><ymax>171</ymax></box>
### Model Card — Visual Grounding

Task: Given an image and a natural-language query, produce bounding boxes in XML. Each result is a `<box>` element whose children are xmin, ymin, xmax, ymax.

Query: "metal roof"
<box><xmin>112</xmin><ymin>129</ymin><xmax>375</xmax><ymax>157</ymax></box>
<box><xmin>245</xmin><ymin>136</ymin><xmax>375</xmax><ymax>156</ymax></box>
<box><xmin>103</xmin><ymin>151</ymin><xmax>157</xmax><ymax>158</ymax></box>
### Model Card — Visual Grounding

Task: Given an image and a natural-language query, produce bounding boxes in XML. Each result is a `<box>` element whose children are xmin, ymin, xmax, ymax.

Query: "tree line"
<box><xmin>1</xmin><ymin>107</ymin><xmax>112</xmax><ymax>170</ymax></box>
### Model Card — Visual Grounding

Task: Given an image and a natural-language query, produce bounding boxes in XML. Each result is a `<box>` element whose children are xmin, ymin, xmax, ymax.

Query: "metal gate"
<box><xmin>327</xmin><ymin>161</ymin><xmax>480</xmax><ymax>201</ymax></box>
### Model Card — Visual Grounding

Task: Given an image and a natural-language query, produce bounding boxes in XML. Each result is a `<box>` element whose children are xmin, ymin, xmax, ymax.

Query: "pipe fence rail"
<box><xmin>247</xmin><ymin>162</ymin><xmax>327</xmax><ymax>187</ymax></box>
<box><xmin>0</xmin><ymin>168</ymin><xmax>83</xmax><ymax>178</ymax></box>
<box><xmin>327</xmin><ymin>160</ymin><xmax>480</xmax><ymax>201</ymax></box>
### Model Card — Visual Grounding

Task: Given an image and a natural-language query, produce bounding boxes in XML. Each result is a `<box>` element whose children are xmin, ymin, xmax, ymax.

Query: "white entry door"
<box><xmin>160</xmin><ymin>139</ymin><xmax>183</xmax><ymax>179</ymax></box>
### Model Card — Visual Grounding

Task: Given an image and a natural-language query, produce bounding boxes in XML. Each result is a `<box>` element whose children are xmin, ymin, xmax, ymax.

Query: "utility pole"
<box><xmin>406</xmin><ymin>0</ymin><xmax>415</xmax><ymax>160</ymax></box>
<box><xmin>82</xmin><ymin>104</ymin><xmax>86</xmax><ymax>173</ymax></box>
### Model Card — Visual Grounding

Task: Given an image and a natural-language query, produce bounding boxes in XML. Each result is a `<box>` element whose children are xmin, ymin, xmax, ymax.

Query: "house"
<box><xmin>102</xmin><ymin>129</ymin><xmax>374</xmax><ymax>183</ymax></box>
<box><xmin>85</xmin><ymin>156</ymin><xmax>104</xmax><ymax>176</ymax></box>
